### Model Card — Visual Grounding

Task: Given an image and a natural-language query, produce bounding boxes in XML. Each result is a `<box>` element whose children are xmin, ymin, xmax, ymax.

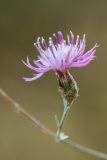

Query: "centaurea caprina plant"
<box><xmin>23</xmin><ymin>31</ymin><xmax>98</xmax><ymax>139</ymax></box>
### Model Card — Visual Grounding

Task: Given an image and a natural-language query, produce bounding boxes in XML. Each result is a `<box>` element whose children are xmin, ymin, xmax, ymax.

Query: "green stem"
<box><xmin>59</xmin><ymin>106</ymin><xmax>70</xmax><ymax>129</ymax></box>
<box><xmin>63</xmin><ymin>139</ymin><xmax>107</xmax><ymax>160</ymax></box>
<box><xmin>56</xmin><ymin>98</ymin><xmax>71</xmax><ymax>138</ymax></box>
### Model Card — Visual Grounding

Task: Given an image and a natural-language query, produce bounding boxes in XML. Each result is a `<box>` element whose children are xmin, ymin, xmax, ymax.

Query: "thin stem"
<box><xmin>0</xmin><ymin>88</ymin><xmax>107</xmax><ymax>160</ymax></box>
<box><xmin>0</xmin><ymin>88</ymin><xmax>54</xmax><ymax>136</ymax></box>
<box><xmin>56</xmin><ymin>97</ymin><xmax>76</xmax><ymax>138</ymax></box>
<box><xmin>59</xmin><ymin>106</ymin><xmax>70</xmax><ymax>129</ymax></box>
<box><xmin>63</xmin><ymin>139</ymin><xmax>107</xmax><ymax>160</ymax></box>
<box><xmin>56</xmin><ymin>99</ymin><xmax>70</xmax><ymax>138</ymax></box>
<box><xmin>59</xmin><ymin>98</ymin><xmax>69</xmax><ymax>128</ymax></box>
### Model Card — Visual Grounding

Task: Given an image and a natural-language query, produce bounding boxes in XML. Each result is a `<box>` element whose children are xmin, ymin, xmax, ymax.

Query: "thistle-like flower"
<box><xmin>23</xmin><ymin>31</ymin><xmax>98</xmax><ymax>104</ymax></box>
<box><xmin>23</xmin><ymin>31</ymin><xmax>98</xmax><ymax>82</ymax></box>
<box><xmin>23</xmin><ymin>31</ymin><xmax>98</xmax><ymax>136</ymax></box>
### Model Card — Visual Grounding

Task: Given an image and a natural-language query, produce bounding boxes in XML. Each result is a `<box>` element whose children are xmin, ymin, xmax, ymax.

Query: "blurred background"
<box><xmin>0</xmin><ymin>0</ymin><xmax>107</xmax><ymax>159</ymax></box>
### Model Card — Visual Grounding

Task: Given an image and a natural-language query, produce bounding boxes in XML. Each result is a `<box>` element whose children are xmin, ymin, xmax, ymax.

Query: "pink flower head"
<box><xmin>23</xmin><ymin>31</ymin><xmax>98</xmax><ymax>81</ymax></box>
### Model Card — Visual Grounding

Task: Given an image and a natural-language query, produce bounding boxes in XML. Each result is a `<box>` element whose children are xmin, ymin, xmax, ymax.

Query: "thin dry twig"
<box><xmin>0</xmin><ymin>88</ymin><xmax>54</xmax><ymax>136</ymax></box>
<box><xmin>0</xmin><ymin>88</ymin><xmax>107</xmax><ymax>160</ymax></box>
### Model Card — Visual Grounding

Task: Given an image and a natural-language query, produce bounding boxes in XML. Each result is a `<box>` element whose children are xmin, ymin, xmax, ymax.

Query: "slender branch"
<box><xmin>56</xmin><ymin>99</ymin><xmax>70</xmax><ymax>138</ymax></box>
<box><xmin>0</xmin><ymin>88</ymin><xmax>54</xmax><ymax>136</ymax></box>
<box><xmin>63</xmin><ymin>139</ymin><xmax>107</xmax><ymax>160</ymax></box>
<box><xmin>0</xmin><ymin>88</ymin><xmax>107</xmax><ymax>160</ymax></box>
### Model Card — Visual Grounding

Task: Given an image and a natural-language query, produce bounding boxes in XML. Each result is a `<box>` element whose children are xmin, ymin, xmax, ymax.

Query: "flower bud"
<box><xmin>57</xmin><ymin>70</ymin><xmax>79</xmax><ymax>105</ymax></box>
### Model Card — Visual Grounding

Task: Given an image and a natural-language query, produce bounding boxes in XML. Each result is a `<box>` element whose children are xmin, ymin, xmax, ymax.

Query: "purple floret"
<box><xmin>23</xmin><ymin>31</ymin><xmax>98</xmax><ymax>81</ymax></box>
